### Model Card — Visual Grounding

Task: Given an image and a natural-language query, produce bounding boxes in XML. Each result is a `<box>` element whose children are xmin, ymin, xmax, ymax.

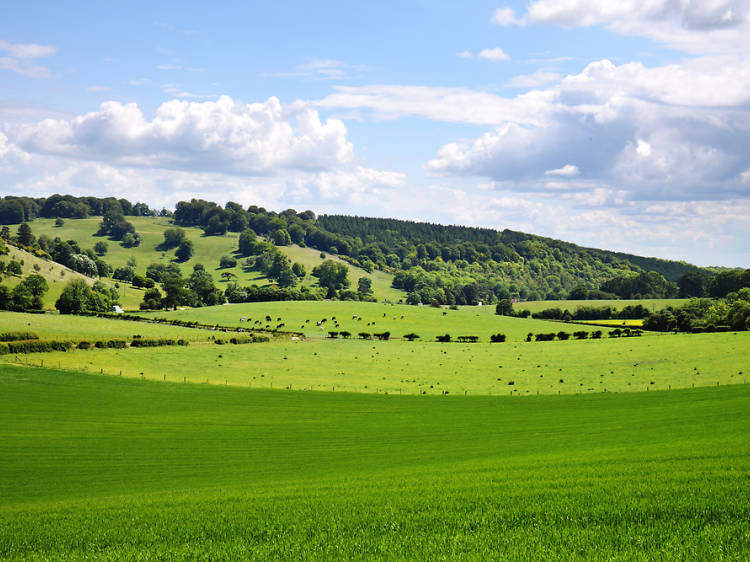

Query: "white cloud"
<box><xmin>457</xmin><ymin>50</ymin><xmax>474</xmax><ymax>59</ymax></box>
<box><xmin>0</xmin><ymin>39</ymin><xmax>57</xmax><ymax>78</ymax></box>
<box><xmin>505</xmin><ymin>70</ymin><xmax>561</xmax><ymax>88</ymax></box>
<box><xmin>478</xmin><ymin>47</ymin><xmax>510</xmax><ymax>61</ymax></box>
<box><xmin>492</xmin><ymin>8</ymin><xmax>524</xmax><ymax>26</ymax></box>
<box><xmin>317</xmin><ymin>85</ymin><xmax>554</xmax><ymax>125</ymax></box>
<box><xmin>524</xmin><ymin>0</ymin><xmax>750</xmax><ymax>54</ymax></box>
<box><xmin>7</xmin><ymin>95</ymin><xmax>354</xmax><ymax>175</ymax></box>
<box><xmin>157</xmin><ymin>64</ymin><xmax>183</xmax><ymax>71</ymax></box>
<box><xmin>545</xmin><ymin>164</ymin><xmax>580</xmax><ymax>177</ymax></box>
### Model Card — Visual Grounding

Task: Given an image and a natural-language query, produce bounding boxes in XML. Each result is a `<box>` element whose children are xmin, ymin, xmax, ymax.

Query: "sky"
<box><xmin>1</xmin><ymin>1</ymin><xmax>749</xmax><ymax>267</ymax></box>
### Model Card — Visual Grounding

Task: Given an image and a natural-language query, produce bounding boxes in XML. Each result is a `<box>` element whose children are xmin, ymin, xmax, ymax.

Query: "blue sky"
<box><xmin>1</xmin><ymin>1</ymin><xmax>749</xmax><ymax>267</ymax></box>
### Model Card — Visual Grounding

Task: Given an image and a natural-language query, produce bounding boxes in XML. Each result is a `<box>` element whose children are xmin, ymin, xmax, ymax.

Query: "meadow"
<box><xmin>23</xmin><ymin>328</ymin><xmax>748</xmax><ymax>396</ymax></box>
<box><xmin>517</xmin><ymin>298</ymin><xmax>690</xmax><ymax>314</ymax></box>
<box><xmin>1</xmin><ymin>365</ymin><xmax>748</xmax><ymax>559</ymax></box>
<box><xmin>141</xmin><ymin>299</ymin><xmax>597</xmax><ymax>341</ymax></box>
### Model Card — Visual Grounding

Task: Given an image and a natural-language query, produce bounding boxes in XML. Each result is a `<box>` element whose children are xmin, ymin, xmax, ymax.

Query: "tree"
<box><xmin>495</xmin><ymin>298</ymin><xmax>513</xmax><ymax>316</ymax></box>
<box><xmin>568</xmin><ymin>284</ymin><xmax>588</xmax><ymax>300</ymax></box>
<box><xmin>16</xmin><ymin>223</ymin><xmax>35</xmax><ymax>247</ymax></box>
<box><xmin>6</xmin><ymin>260</ymin><xmax>23</xmax><ymax>276</ymax></box>
<box><xmin>55</xmin><ymin>218</ymin><xmax>65</xmax><ymax>227</ymax></box>
<box><xmin>20</xmin><ymin>274</ymin><xmax>48</xmax><ymax>309</ymax></box>
<box><xmin>219</xmin><ymin>255</ymin><xmax>237</xmax><ymax>269</ymax></box>
<box><xmin>272</xmin><ymin>228</ymin><xmax>291</xmax><ymax>246</ymax></box>
<box><xmin>238</xmin><ymin>229</ymin><xmax>257</xmax><ymax>256</ymax></box>
<box><xmin>292</xmin><ymin>262</ymin><xmax>306</xmax><ymax>278</ymax></box>
<box><xmin>175</xmin><ymin>239</ymin><xmax>194</xmax><ymax>262</ymax></box>
<box><xmin>357</xmin><ymin>277</ymin><xmax>373</xmax><ymax>298</ymax></box>
<box><xmin>162</xmin><ymin>228</ymin><xmax>186</xmax><ymax>248</ymax></box>
<box><xmin>94</xmin><ymin>241</ymin><xmax>108</xmax><ymax>256</ymax></box>
<box><xmin>140</xmin><ymin>287</ymin><xmax>163</xmax><ymax>310</ymax></box>
<box><xmin>312</xmin><ymin>260</ymin><xmax>349</xmax><ymax>298</ymax></box>
<box><xmin>56</xmin><ymin>278</ymin><xmax>111</xmax><ymax>314</ymax></box>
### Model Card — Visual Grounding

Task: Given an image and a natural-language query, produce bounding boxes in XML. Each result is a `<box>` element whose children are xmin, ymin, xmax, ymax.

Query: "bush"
<box><xmin>0</xmin><ymin>340</ymin><xmax>73</xmax><ymax>354</ymax></box>
<box><xmin>358</xmin><ymin>332</ymin><xmax>371</xmax><ymax>339</ymax></box>
<box><xmin>591</xmin><ymin>330</ymin><xmax>602</xmax><ymax>339</ymax></box>
<box><xmin>456</xmin><ymin>336</ymin><xmax>479</xmax><ymax>343</ymax></box>
<box><xmin>436</xmin><ymin>334</ymin><xmax>451</xmax><ymax>343</ymax></box>
<box><xmin>77</xmin><ymin>341</ymin><xmax>92</xmax><ymax>349</ymax></box>
<box><xmin>374</xmin><ymin>332</ymin><xmax>390</xmax><ymax>341</ymax></box>
<box><xmin>573</xmin><ymin>331</ymin><xmax>588</xmax><ymax>340</ymax></box>
<box><xmin>535</xmin><ymin>333</ymin><xmax>556</xmax><ymax>342</ymax></box>
<box><xmin>0</xmin><ymin>331</ymin><xmax>39</xmax><ymax>341</ymax></box>
<box><xmin>403</xmin><ymin>333</ymin><xmax>420</xmax><ymax>341</ymax></box>
<box><xmin>490</xmin><ymin>333</ymin><xmax>506</xmax><ymax>343</ymax></box>
<box><xmin>557</xmin><ymin>331</ymin><xmax>571</xmax><ymax>341</ymax></box>
<box><xmin>219</xmin><ymin>255</ymin><xmax>238</xmax><ymax>269</ymax></box>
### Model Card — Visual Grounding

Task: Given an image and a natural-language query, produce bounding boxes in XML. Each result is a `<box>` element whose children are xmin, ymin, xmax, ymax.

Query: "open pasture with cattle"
<box><xmin>1</xmin><ymin>365</ymin><xmax>748</xmax><ymax>559</ymax></box>
<box><xmin>6</xmin><ymin>303</ymin><xmax>748</xmax><ymax>396</ymax></box>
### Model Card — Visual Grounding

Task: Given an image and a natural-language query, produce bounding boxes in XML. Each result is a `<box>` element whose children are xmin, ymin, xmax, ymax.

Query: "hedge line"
<box><xmin>0</xmin><ymin>340</ymin><xmax>73</xmax><ymax>354</ymax></box>
<box><xmin>0</xmin><ymin>331</ymin><xmax>39</xmax><ymax>341</ymax></box>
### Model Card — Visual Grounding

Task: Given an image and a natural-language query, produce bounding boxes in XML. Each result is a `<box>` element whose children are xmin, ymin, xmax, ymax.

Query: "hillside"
<box><xmin>0</xmin><ymin>244</ymin><xmax>144</xmax><ymax>310</ymax></box>
<box><xmin>0</xmin><ymin>194</ymin><xmax>723</xmax><ymax>308</ymax></box>
<box><xmin>16</xmin><ymin>217</ymin><xmax>404</xmax><ymax>306</ymax></box>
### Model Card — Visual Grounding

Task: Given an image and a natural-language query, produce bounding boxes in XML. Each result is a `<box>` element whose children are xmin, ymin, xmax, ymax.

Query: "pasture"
<box><xmin>0</xmin><ymin>311</ymin><xmax>224</xmax><ymax>342</ymax></box>
<box><xmin>1</xmin><ymin>365</ymin><xmax>748</xmax><ymax>559</ymax></box>
<box><xmin>141</xmin><ymin>300</ymin><xmax>597</xmax><ymax>341</ymax></box>
<box><xmin>516</xmin><ymin>298</ymin><xmax>689</xmax><ymax>314</ymax></box>
<box><xmin>15</xmin><ymin>320</ymin><xmax>749</xmax><ymax>396</ymax></box>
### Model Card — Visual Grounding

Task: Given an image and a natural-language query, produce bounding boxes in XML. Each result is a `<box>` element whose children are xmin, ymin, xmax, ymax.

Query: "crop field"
<box><xmin>142</xmin><ymin>300</ymin><xmax>597</xmax><ymax>341</ymax></box>
<box><xmin>1</xmin><ymin>365</ymin><xmax>748</xmax><ymax>559</ymax></box>
<box><xmin>24</xmin><ymin>217</ymin><xmax>404</xmax><ymax>302</ymax></box>
<box><xmin>11</xmin><ymin>312</ymin><xmax>748</xmax><ymax>395</ymax></box>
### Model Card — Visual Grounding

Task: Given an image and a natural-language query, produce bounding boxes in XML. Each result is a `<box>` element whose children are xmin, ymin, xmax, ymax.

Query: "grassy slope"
<box><xmin>0</xmin><ymin>245</ymin><xmax>144</xmax><ymax>310</ymax></box>
<box><xmin>140</xmin><ymin>300</ymin><xmax>596</xmax><ymax>340</ymax></box>
<box><xmin>517</xmin><ymin>298</ymin><xmax>690</xmax><ymax>313</ymax></box>
<box><xmin>31</xmin><ymin>331</ymin><xmax>750</xmax><ymax>395</ymax></box>
<box><xmin>25</xmin><ymin>217</ymin><xmax>405</xmax><ymax>303</ymax></box>
<box><xmin>1</xmin><ymin>365</ymin><xmax>748</xmax><ymax>559</ymax></box>
<box><xmin>11</xmin><ymin>308</ymin><xmax>748</xmax><ymax>395</ymax></box>
<box><xmin>0</xmin><ymin>311</ymin><xmax>225</xmax><ymax>342</ymax></box>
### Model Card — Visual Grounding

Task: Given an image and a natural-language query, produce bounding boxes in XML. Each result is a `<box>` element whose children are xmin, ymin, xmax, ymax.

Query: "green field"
<box><xmin>22</xmin><ymin>217</ymin><xmax>405</xmax><ymax>303</ymax></box>
<box><xmin>141</xmin><ymin>300</ymin><xmax>594</xmax><ymax>341</ymax></box>
<box><xmin>23</xmin><ymin>329</ymin><xmax>748</xmax><ymax>396</ymax></box>
<box><xmin>517</xmin><ymin>298</ymin><xmax>690</xmax><ymax>313</ymax></box>
<box><xmin>0</xmin><ymin>311</ymin><xmax>225</xmax><ymax>342</ymax></box>
<box><xmin>1</xmin><ymin>365</ymin><xmax>748</xmax><ymax>559</ymax></box>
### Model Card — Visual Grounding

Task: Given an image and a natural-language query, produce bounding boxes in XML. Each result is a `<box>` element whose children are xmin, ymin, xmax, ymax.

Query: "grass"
<box><xmin>0</xmin><ymin>245</ymin><xmax>144</xmax><ymax>310</ymax></box>
<box><xmin>0</xmin><ymin>311</ymin><xmax>224</xmax><ymax>342</ymax></box>
<box><xmin>23</xmin><ymin>217</ymin><xmax>405</xmax><ymax>303</ymax></box>
<box><xmin>12</xmin><ymin>313</ymin><xmax>748</xmax><ymax>395</ymax></box>
<box><xmin>1</xmin><ymin>365</ymin><xmax>748</xmax><ymax>559</ymax></box>
<box><xmin>517</xmin><ymin>298</ymin><xmax>690</xmax><ymax>313</ymax></box>
<box><xmin>140</xmin><ymin>300</ymin><xmax>599</xmax><ymax>341</ymax></box>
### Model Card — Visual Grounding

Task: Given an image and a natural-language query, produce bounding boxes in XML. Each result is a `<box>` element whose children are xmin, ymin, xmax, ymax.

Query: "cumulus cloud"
<box><xmin>0</xmin><ymin>39</ymin><xmax>57</xmax><ymax>77</ymax></box>
<box><xmin>423</xmin><ymin>56</ymin><xmax>750</xmax><ymax>202</ymax></box>
<box><xmin>7</xmin><ymin>95</ymin><xmax>354</xmax><ymax>175</ymax></box>
<box><xmin>524</xmin><ymin>0</ymin><xmax>750</xmax><ymax>53</ymax></box>
<box><xmin>478</xmin><ymin>47</ymin><xmax>511</xmax><ymax>61</ymax></box>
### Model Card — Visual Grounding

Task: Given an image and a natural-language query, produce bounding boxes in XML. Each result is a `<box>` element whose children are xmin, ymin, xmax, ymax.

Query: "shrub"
<box><xmin>535</xmin><ymin>333</ymin><xmax>556</xmax><ymax>342</ymax></box>
<box><xmin>374</xmin><ymin>332</ymin><xmax>390</xmax><ymax>341</ymax></box>
<box><xmin>327</xmin><ymin>331</ymin><xmax>339</xmax><ymax>338</ymax></box>
<box><xmin>77</xmin><ymin>341</ymin><xmax>92</xmax><ymax>349</ymax></box>
<box><xmin>436</xmin><ymin>334</ymin><xmax>451</xmax><ymax>343</ymax></box>
<box><xmin>573</xmin><ymin>331</ymin><xmax>588</xmax><ymax>340</ymax></box>
<box><xmin>490</xmin><ymin>333</ymin><xmax>506</xmax><ymax>343</ymax></box>
<box><xmin>358</xmin><ymin>332</ymin><xmax>371</xmax><ymax>339</ymax></box>
<box><xmin>403</xmin><ymin>333</ymin><xmax>420</xmax><ymax>341</ymax></box>
<box><xmin>557</xmin><ymin>331</ymin><xmax>571</xmax><ymax>341</ymax></box>
<box><xmin>608</xmin><ymin>329</ymin><xmax>622</xmax><ymax>338</ymax></box>
<box><xmin>0</xmin><ymin>340</ymin><xmax>72</xmax><ymax>354</ymax></box>
<box><xmin>0</xmin><ymin>331</ymin><xmax>39</xmax><ymax>341</ymax></box>
<box><xmin>591</xmin><ymin>330</ymin><xmax>602</xmax><ymax>339</ymax></box>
